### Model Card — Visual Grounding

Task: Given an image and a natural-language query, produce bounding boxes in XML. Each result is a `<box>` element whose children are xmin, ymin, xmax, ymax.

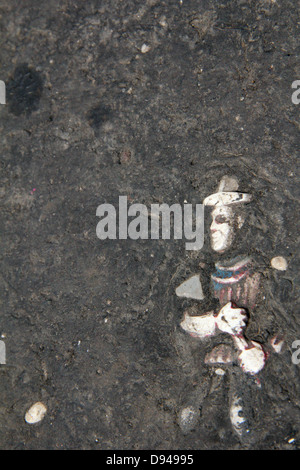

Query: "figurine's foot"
<box><xmin>177</xmin><ymin>386</ymin><xmax>208</xmax><ymax>434</ymax></box>
<box><xmin>229</xmin><ymin>391</ymin><xmax>262</xmax><ymax>445</ymax></box>
<box><xmin>178</xmin><ymin>405</ymin><xmax>201</xmax><ymax>434</ymax></box>
<box><xmin>230</xmin><ymin>394</ymin><xmax>250</xmax><ymax>438</ymax></box>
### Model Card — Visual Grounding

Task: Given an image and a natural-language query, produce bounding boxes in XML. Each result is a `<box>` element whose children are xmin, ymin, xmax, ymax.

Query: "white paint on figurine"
<box><xmin>205</xmin><ymin>344</ymin><xmax>234</xmax><ymax>364</ymax></box>
<box><xmin>216</xmin><ymin>302</ymin><xmax>248</xmax><ymax>336</ymax></box>
<box><xmin>180</xmin><ymin>310</ymin><xmax>216</xmax><ymax>338</ymax></box>
<box><xmin>230</xmin><ymin>395</ymin><xmax>247</xmax><ymax>436</ymax></box>
<box><xmin>204</xmin><ymin>175</ymin><xmax>252</xmax><ymax>207</ymax></box>
<box><xmin>233</xmin><ymin>336</ymin><xmax>266</xmax><ymax>375</ymax></box>
<box><xmin>204</xmin><ymin>191</ymin><xmax>252</xmax><ymax>207</ymax></box>
<box><xmin>209</xmin><ymin>205</ymin><xmax>246</xmax><ymax>253</ymax></box>
<box><xmin>181</xmin><ymin>302</ymin><xmax>248</xmax><ymax>341</ymax></box>
<box><xmin>178</xmin><ymin>406</ymin><xmax>200</xmax><ymax>434</ymax></box>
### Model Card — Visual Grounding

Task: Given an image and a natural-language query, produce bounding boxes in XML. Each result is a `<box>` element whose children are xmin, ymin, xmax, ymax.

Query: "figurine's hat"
<box><xmin>203</xmin><ymin>176</ymin><xmax>252</xmax><ymax>207</ymax></box>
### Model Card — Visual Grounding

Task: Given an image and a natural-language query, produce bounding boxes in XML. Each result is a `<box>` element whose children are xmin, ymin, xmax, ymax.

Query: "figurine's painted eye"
<box><xmin>214</xmin><ymin>215</ymin><xmax>229</xmax><ymax>224</ymax></box>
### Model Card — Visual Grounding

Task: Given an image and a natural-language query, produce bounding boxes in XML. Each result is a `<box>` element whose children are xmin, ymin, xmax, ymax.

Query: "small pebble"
<box><xmin>215</xmin><ymin>368</ymin><xmax>225</xmax><ymax>376</ymax></box>
<box><xmin>271</xmin><ymin>256</ymin><xmax>288</xmax><ymax>271</ymax></box>
<box><xmin>141</xmin><ymin>44</ymin><xmax>151</xmax><ymax>54</ymax></box>
<box><xmin>159</xmin><ymin>17</ymin><xmax>168</xmax><ymax>28</ymax></box>
<box><xmin>25</xmin><ymin>402</ymin><xmax>47</xmax><ymax>424</ymax></box>
<box><xmin>176</xmin><ymin>275</ymin><xmax>204</xmax><ymax>300</ymax></box>
<box><xmin>270</xmin><ymin>336</ymin><xmax>284</xmax><ymax>353</ymax></box>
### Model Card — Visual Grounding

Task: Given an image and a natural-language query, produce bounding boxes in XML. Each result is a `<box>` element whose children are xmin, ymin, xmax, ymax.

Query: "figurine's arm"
<box><xmin>215</xmin><ymin>302</ymin><xmax>248</xmax><ymax>336</ymax></box>
<box><xmin>180</xmin><ymin>302</ymin><xmax>248</xmax><ymax>339</ymax></box>
<box><xmin>180</xmin><ymin>311</ymin><xmax>217</xmax><ymax>338</ymax></box>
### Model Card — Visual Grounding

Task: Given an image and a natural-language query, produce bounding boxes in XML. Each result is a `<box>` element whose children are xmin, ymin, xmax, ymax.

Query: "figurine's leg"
<box><xmin>177</xmin><ymin>375</ymin><xmax>212</xmax><ymax>434</ymax></box>
<box><xmin>229</xmin><ymin>370</ymin><xmax>261</xmax><ymax>443</ymax></box>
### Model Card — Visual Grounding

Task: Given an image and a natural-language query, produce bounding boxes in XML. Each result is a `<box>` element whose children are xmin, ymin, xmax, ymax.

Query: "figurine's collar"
<box><xmin>212</xmin><ymin>255</ymin><xmax>252</xmax><ymax>284</ymax></box>
<box><xmin>215</xmin><ymin>255</ymin><xmax>252</xmax><ymax>272</ymax></box>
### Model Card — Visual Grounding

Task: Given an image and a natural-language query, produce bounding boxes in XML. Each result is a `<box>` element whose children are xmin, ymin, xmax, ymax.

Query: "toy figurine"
<box><xmin>176</xmin><ymin>176</ymin><xmax>283</xmax><ymax>438</ymax></box>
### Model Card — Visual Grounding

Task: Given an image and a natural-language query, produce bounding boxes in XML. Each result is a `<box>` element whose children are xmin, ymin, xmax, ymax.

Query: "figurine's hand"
<box><xmin>215</xmin><ymin>302</ymin><xmax>248</xmax><ymax>336</ymax></box>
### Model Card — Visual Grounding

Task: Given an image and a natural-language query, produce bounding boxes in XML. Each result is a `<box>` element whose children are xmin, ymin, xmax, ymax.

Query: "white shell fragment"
<box><xmin>175</xmin><ymin>275</ymin><xmax>204</xmax><ymax>300</ymax></box>
<box><xmin>271</xmin><ymin>256</ymin><xmax>288</xmax><ymax>271</ymax></box>
<box><xmin>25</xmin><ymin>402</ymin><xmax>47</xmax><ymax>424</ymax></box>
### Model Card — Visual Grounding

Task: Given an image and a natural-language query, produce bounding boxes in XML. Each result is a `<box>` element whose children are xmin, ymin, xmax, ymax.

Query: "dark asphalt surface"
<box><xmin>0</xmin><ymin>0</ymin><xmax>299</xmax><ymax>450</ymax></box>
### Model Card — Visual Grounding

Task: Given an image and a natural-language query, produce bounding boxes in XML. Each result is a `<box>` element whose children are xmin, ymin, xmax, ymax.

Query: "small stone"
<box><xmin>271</xmin><ymin>256</ymin><xmax>288</xmax><ymax>271</ymax></box>
<box><xmin>25</xmin><ymin>402</ymin><xmax>47</xmax><ymax>424</ymax></box>
<box><xmin>141</xmin><ymin>44</ymin><xmax>151</xmax><ymax>54</ymax></box>
<box><xmin>159</xmin><ymin>17</ymin><xmax>168</xmax><ymax>28</ymax></box>
<box><xmin>175</xmin><ymin>275</ymin><xmax>204</xmax><ymax>300</ymax></box>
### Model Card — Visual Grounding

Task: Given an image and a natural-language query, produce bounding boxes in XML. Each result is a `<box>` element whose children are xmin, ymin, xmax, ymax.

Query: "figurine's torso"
<box><xmin>211</xmin><ymin>256</ymin><xmax>260</xmax><ymax>311</ymax></box>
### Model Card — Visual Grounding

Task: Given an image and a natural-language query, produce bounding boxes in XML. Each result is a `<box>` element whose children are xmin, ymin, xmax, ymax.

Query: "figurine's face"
<box><xmin>210</xmin><ymin>206</ymin><xmax>243</xmax><ymax>253</ymax></box>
